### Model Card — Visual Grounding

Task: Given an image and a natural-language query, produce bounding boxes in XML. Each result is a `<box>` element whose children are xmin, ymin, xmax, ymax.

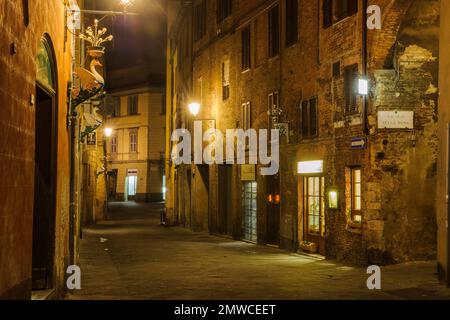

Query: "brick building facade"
<box><xmin>105</xmin><ymin>86</ymin><xmax>166</xmax><ymax>203</ymax></box>
<box><xmin>0</xmin><ymin>0</ymin><xmax>78</xmax><ymax>298</ymax></box>
<box><xmin>166</xmin><ymin>0</ymin><xmax>439</xmax><ymax>266</ymax></box>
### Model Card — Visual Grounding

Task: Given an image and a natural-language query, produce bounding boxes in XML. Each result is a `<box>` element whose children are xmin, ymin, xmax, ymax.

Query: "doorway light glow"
<box><xmin>297</xmin><ymin>160</ymin><xmax>324</xmax><ymax>174</ymax></box>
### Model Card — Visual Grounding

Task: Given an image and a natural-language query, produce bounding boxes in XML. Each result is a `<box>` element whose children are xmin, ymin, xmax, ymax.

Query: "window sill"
<box><xmin>332</xmin><ymin>14</ymin><xmax>355</xmax><ymax>27</ymax></box>
<box><xmin>347</xmin><ymin>221</ymin><xmax>362</xmax><ymax>233</ymax></box>
<box><xmin>285</xmin><ymin>42</ymin><xmax>298</xmax><ymax>49</ymax></box>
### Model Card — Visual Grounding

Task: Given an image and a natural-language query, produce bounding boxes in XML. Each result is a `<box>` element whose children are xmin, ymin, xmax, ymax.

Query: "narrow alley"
<box><xmin>67</xmin><ymin>202</ymin><xmax>450</xmax><ymax>300</ymax></box>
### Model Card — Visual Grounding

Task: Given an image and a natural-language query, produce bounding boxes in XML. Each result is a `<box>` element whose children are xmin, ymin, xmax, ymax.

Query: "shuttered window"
<box><xmin>344</xmin><ymin>64</ymin><xmax>359</xmax><ymax>114</ymax></box>
<box><xmin>323</xmin><ymin>0</ymin><xmax>358</xmax><ymax>28</ymax></box>
<box><xmin>222</xmin><ymin>60</ymin><xmax>230</xmax><ymax>100</ymax></box>
<box><xmin>300</xmin><ymin>97</ymin><xmax>318</xmax><ymax>139</ymax></box>
<box><xmin>242</xmin><ymin>26</ymin><xmax>251</xmax><ymax>71</ymax></box>
<box><xmin>268</xmin><ymin>5</ymin><xmax>280</xmax><ymax>58</ymax></box>
<box><xmin>286</xmin><ymin>0</ymin><xmax>298</xmax><ymax>46</ymax></box>
<box><xmin>217</xmin><ymin>0</ymin><xmax>232</xmax><ymax>23</ymax></box>
<box><xmin>194</xmin><ymin>1</ymin><xmax>207</xmax><ymax>41</ymax></box>
<box><xmin>323</xmin><ymin>0</ymin><xmax>332</xmax><ymax>28</ymax></box>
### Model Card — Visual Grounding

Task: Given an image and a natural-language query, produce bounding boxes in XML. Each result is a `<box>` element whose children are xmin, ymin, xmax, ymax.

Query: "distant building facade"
<box><xmin>166</xmin><ymin>0</ymin><xmax>440</xmax><ymax>266</ymax></box>
<box><xmin>106</xmin><ymin>87</ymin><xmax>166</xmax><ymax>202</ymax></box>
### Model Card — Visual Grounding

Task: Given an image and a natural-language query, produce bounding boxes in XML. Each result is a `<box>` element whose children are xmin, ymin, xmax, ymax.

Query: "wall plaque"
<box><xmin>378</xmin><ymin>110</ymin><xmax>414</xmax><ymax>129</ymax></box>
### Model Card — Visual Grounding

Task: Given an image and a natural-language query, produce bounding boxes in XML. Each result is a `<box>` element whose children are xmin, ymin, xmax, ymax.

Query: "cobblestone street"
<box><xmin>66</xmin><ymin>202</ymin><xmax>450</xmax><ymax>300</ymax></box>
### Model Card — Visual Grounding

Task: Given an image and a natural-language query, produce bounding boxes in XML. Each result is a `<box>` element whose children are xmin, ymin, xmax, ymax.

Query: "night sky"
<box><xmin>84</xmin><ymin>0</ymin><xmax>167</xmax><ymax>91</ymax></box>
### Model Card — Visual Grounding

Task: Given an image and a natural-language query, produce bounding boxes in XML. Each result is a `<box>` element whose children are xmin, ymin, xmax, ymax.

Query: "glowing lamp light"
<box><xmin>328</xmin><ymin>190</ymin><xmax>339</xmax><ymax>209</ymax></box>
<box><xmin>119</xmin><ymin>0</ymin><xmax>133</xmax><ymax>6</ymax></box>
<box><xmin>104</xmin><ymin>128</ymin><xmax>113</xmax><ymax>137</ymax></box>
<box><xmin>188</xmin><ymin>102</ymin><xmax>201</xmax><ymax>116</ymax></box>
<box><xmin>358</xmin><ymin>78</ymin><xmax>369</xmax><ymax>95</ymax></box>
<box><xmin>297</xmin><ymin>160</ymin><xmax>324</xmax><ymax>175</ymax></box>
<box><xmin>275</xmin><ymin>194</ymin><xmax>281</xmax><ymax>205</ymax></box>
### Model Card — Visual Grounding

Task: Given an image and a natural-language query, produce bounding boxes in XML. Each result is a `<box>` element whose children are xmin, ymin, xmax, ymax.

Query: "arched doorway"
<box><xmin>32</xmin><ymin>35</ymin><xmax>58</xmax><ymax>291</ymax></box>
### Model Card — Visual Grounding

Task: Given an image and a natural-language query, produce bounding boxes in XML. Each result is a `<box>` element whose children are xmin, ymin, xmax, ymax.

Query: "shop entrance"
<box><xmin>301</xmin><ymin>176</ymin><xmax>326</xmax><ymax>255</ymax></box>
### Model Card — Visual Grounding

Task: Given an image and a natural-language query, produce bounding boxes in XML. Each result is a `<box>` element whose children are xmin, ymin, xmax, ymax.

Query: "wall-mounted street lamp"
<box><xmin>119</xmin><ymin>0</ymin><xmax>134</xmax><ymax>11</ymax></box>
<box><xmin>328</xmin><ymin>189</ymin><xmax>339</xmax><ymax>209</ymax></box>
<box><xmin>358</xmin><ymin>78</ymin><xmax>369</xmax><ymax>96</ymax></box>
<box><xmin>104</xmin><ymin>127</ymin><xmax>113</xmax><ymax>137</ymax></box>
<box><xmin>188</xmin><ymin>102</ymin><xmax>201</xmax><ymax>117</ymax></box>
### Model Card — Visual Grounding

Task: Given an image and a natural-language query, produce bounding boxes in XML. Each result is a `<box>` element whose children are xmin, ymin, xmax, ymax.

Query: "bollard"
<box><xmin>160</xmin><ymin>208</ymin><xmax>167</xmax><ymax>226</ymax></box>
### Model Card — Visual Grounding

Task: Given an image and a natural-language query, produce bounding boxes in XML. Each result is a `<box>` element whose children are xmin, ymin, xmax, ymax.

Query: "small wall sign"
<box><xmin>351</xmin><ymin>137</ymin><xmax>367</xmax><ymax>149</ymax></box>
<box><xmin>378</xmin><ymin>110</ymin><xmax>414</xmax><ymax>129</ymax></box>
<box><xmin>86</xmin><ymin>132</ymin><xmax>96</xmax><ymax>145</ymax></box>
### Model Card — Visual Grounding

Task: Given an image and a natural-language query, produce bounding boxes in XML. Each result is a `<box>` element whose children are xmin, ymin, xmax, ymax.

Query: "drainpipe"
<box><xmin>362</xmin><ymin>0</ymin><xmax>369</xmax><ymax>136</ymax></box>
<box><xmin>69</xmin><ymin>102</ymin><xmax>76</xmax><ymax>266</ymax></box>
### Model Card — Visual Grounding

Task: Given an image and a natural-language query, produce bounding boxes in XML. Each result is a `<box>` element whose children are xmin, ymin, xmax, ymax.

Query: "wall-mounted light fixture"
<box><xmin>104</xmin><ymin>127</ymin><xmax>113</xmax><ymax>137</ymax></box>
<box><xmin>188</xmin><ymin>102</ymin><xmax>201</xmax><ymax>117</ymax></box>
<box><xmin>328</xmin><ymin>189</ymin><xmax>339</xmax><ymax>209</ymax></box>
<box><xmin>358</xmin><ymin>78</ymin><xmax>369</xmax><ymax>95</ymax></box>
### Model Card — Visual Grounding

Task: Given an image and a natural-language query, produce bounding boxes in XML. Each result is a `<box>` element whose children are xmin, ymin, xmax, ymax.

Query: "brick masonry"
<box><xmin>166</xmin><ymin>0</ymin><xmax>439</xmax><ymax>266</ymax></box>
<box><xmin>0</xmin><ymin>0</ymin><xmax>74</xmax><ymax>298</ymax></box>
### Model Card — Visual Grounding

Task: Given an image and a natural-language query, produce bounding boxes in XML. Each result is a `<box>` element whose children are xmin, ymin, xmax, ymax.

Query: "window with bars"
<box><xmin>129</xmin><ymin>131</ymin><xmax>138</xmax><ymax>153</ymax></box>
<box><xmin>241</xmin><ymin>25</ymin><xmax>251</xmax><ymax>71</ymax></box>
<box><xmin>128</xmin><ymin>95</ymin><xmax>138</xmax><ymax>115</ymax></box>
<box><xmin>222</xmin><ymin>60</ymin><xmax>230</xmax><ymax>100</ymax></box>
<box><xmin>194</xmin><ymin>0</ymin><xmax>207</xmax><ymax>41</ymax></box>
<box><xmin>217</xmin><ymin>0</ymin><xmax>232</xmax><ymax>23</ymax></box>
<box><xmin>323</xmin><ymin>0</ymin><xmax>358</xmax><ymax>28</ymax></box>
<box><xmin>300</xmin><ymin>97</ymin><xmax>318</xmax><ymax>139</ymax></box>
<box><xmin>268</xmin><ymin>5</ymin><xmax>280</xmax><ymax>58</ymax></box>
<box><xmin>344</xmin><ymin>64</ymin><xmax>359</xmax><ymax>114</ymax></box>
<box><xmin>285</xmin><ymin>0</ymin><xmax>298</xmax><ymax>47</ymax></box>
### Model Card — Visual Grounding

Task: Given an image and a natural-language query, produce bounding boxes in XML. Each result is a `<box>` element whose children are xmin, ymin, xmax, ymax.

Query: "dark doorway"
<box><xmin>196</xmin><ymin>165</ymin><xmax>210</xmax><ymax>231</ymax></box>
<box><xmin>218</xmin><ymin>165</ymin><xmax>233</xmax><ymax>236</ymax></box>
<box><xmin>186</xmin><ymin>168</ymin><xmax>192</xmax><ymax>228</ymax></box>
<box><xmin>32</xmin><ymin>84</ymin><xmax>57</xmax><ymax>290</ymax></box>
<box><xmin>266</xmin><ymin>174</ymin><xmax>280</xmax><ymax>245</ymax></box>
<box><xmin>108</xmin><ymin>169</ymin><xmax>118</xmax><ymax>199</ymax></box>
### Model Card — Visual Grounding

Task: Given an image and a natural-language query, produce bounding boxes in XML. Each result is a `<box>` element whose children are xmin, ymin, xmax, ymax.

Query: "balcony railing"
<box><xmin>108</xmin><ymin>152</ymin><xmax>140</xmax><ymax>162</ymax></box>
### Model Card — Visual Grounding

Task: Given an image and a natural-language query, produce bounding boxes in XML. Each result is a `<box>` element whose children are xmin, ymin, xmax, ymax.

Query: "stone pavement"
<box><xmin>66</xmin><ymin>202</ymin><xmax>450</xmax><ymax>300</ymax></box>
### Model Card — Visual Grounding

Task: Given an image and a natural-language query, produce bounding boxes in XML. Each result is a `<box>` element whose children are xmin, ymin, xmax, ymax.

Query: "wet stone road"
<box><xmin>66</xmin><ymin>202</ymin><xmax>450</xmax><ymax>300</ymax></box>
